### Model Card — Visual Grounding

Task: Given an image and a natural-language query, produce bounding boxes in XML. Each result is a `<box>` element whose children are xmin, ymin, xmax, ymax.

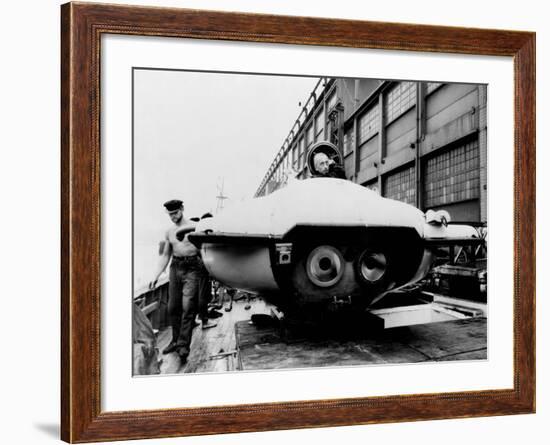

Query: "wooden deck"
<box><xmin>237</xmin><ymin>317</ymin><xmax>487</xmax><ymax>371</ymax></box>
<box><xmin>156</xmin><ymin>295</ymin><xmax>487</xmax><ymax>374</ymax></box>
<box><xmin>157</xmin><ymin>297</ymin><xmax>273</xmax><ymax>374</ymax></box>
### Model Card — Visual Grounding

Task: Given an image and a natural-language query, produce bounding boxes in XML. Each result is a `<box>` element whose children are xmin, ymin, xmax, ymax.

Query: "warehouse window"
<box><xmin>306</xmin><ymin>123</ymin><xmax>314</xmax><ymax>149</ymax></box>
<box><xmin>327</xmin><ymin>90</ymin><xmax>338</xmax><ymax>110</ymax></box>
<box><xmin>344</xmin><ymin>127</ymin><xmax>355</xmax><ymax>156</ymax></box>
<box><xmin>363</xmin><ymin>179</ymin><xmax>380</xmax><ymax>195</ymax></box>
<box><xmin>385</xmin><ymin>82</ymin><xmax>417</xmax><ymax>124</ymax></box>
<box><xmin>315</xmin><ymin>111</ymin><xmax>324</xmax><ymax>141</ymax></box>
<box><xmin>358</xmin><ymin>104</ymin><xmax>379</xmax><ymax>144</ymax></box>
<box><xmin>383</xmin><ymin>165</ymin><xmax>416</xmax><ymax>205</ymax></box>
<box><xmin>299</xmin><ymin>137</ymin><xmax>305</xmax><ymax>169</ymax></box>
<box><xmin>426</xmin><ymin>82</ymin><xmax>443</xmax><ymax>95</ymax></box>
<box><xmin>424</xmin><ymin>140</ymin><xmax>480</xmax><ymax>208</ymax></box>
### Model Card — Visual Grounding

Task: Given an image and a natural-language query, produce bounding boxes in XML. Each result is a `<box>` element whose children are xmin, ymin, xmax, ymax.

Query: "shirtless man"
<box><xmin>149</xmin><ymin>199</ymin><xmax>201</xmax><ymax>362</ymax></box>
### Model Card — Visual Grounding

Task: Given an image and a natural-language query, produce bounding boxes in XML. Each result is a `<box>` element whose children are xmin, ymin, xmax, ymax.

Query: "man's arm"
<box><xmin>175</xmin><ymin>225</ymin><xmax>196</xmax><ymax>242</ymax></box>
<box><xmin>329</xmin><ymin>161</ymin><xmax>347</xmax><ymax>180</ymax></box>
<box><xmin>149</xmin><ymin>231</ymin><xmax>172</xmax><ymax>289</ymax></box>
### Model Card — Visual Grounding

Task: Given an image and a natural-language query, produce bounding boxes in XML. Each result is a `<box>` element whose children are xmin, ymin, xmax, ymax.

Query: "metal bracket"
<box><xmin>275</xmin><ymin>243</ymin><xmax>293</xmax><ymax>265</ymax></box>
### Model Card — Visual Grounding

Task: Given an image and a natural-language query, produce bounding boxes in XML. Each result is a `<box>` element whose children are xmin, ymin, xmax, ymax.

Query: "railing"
<box><xmin>255</xmin><ymin>77</ymin><xmax>331</xmax><ymax>196</ymax></box>
<box><xmin>133</xmin><ymin>276</ymin><xmax>170</xmax><ymax>330</ymax></box>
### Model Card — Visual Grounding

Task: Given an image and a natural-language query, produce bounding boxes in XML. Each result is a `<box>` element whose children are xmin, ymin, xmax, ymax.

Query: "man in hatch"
<box><xmin>312</xmin><ymin>151</ymin><xmax>346</xmax><ymax>179</ymax></box>
<box><xmin>148</xmin><ymin>199</ymin><xmax>216</xmax><ymax>364</ymax></box>
<box><xmin>307</xmin><ymin>141</ymin><xmax>347</xmax><ymax>180</ymax></box>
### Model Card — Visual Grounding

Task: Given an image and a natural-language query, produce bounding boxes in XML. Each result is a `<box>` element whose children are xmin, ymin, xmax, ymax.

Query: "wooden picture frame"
<box><xmin>61</xmin><ymin>2</ymin><xmax>535</xmax><ymax>442</ymax></box>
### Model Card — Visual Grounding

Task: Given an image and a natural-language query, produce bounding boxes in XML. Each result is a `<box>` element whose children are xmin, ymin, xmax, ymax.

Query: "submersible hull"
<box><xmin>189</xmin><ymin>178</ymin><xmax>480</xmax><ymax>309</ymax></box>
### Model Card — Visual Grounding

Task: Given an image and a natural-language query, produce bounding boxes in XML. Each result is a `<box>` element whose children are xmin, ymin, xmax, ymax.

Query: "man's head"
<box><xmin>313</xmin><ymin>152</ymin><xmax>332</xmax><ymax>175</ymax></box>
<box><xmin>163</xmin><ymin>199</ymin><xmax>184</xmax><ymax>224</ymax></box>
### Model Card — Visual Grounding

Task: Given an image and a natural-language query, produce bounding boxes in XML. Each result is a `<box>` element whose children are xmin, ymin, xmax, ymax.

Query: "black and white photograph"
<box><xmin>132</xmin><ymin>69</ymin><xmax>488</xmax><ymax>376</ymax></box>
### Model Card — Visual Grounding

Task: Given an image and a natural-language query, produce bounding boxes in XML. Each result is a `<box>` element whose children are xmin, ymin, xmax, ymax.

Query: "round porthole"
<box><xmin>305</xmin><ymin>245</ymin><xmax>345</xmax><ymax>288</ymax></box>
<box><xmin>357</xmin><ymin>250</ymin><xmax>387</xmax><ymax>283</ymax></box>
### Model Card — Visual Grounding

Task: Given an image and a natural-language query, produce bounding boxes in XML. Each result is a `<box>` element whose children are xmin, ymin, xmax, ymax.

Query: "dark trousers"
<box><xmin>167</xmin><ymin>259</ymin><xmax>200</xmax><ymax>355</ymax></box>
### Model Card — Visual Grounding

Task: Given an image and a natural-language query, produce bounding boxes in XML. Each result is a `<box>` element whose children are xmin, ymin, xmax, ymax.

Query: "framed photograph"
<box><xmin>61</xmin><ymin>2</ymin><xmax>535</xmax><ymax>442</ymax></box>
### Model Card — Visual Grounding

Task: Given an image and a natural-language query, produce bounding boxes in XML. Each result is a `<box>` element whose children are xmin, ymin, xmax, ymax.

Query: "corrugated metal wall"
<box><xmin>256</xmin><ymin>78</ymin><xmax>487</xmax><ymax>224</ymax></box>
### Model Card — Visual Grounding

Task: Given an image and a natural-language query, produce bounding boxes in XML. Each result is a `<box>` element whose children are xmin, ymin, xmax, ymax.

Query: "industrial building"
<box><xmin>255</xmin><ymin>77</ymin><xmax>487</xmax><ymax>224</ymax></box>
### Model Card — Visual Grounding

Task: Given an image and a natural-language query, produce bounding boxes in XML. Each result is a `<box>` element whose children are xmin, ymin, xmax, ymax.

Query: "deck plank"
<box><xmin>396</xmin><ymin>317</ymin><xmax>487</xmax><ymax>359</ymax></box>
<box><xmin>157</xmin><ymin>297</ymin><xmax>272</xmax><ymax>375</ymax></box>
<box><xmin>237</xmin><ymin>317</ymin><xmax>487</xmax><ymax>371</ymax></box>
<box><xmin>154</xmin><ymin>302</ymin><xmax>487</xmax><ymax>375</ymax></box>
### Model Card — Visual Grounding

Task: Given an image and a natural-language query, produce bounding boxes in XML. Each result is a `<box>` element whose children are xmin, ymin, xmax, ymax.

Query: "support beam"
<box><xmin>377</xmin><ymin>92</ymin><xmax>385</xmax><ymax>194</ymax></box>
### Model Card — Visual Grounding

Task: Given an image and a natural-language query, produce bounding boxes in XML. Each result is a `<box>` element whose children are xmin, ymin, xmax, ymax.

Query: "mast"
<box><xmin>215</xmin><ymin>178</ymin><xmax>229</xmax><ymax>213</ymax></box>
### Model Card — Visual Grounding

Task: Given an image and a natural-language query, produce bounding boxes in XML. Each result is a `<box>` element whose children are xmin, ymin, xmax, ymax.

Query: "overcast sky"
<box><xmin>134</xmin><ymin>69</ymin><xmax>318</xmax><ymax>244</ymax></box>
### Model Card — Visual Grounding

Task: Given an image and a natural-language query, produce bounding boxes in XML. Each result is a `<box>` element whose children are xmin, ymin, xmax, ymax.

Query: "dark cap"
<box><xmin>201</xmin><ymin>212</ymin><xmax>213</xmax><ymax>219</ymax></box>
<box><xmin>163</xmin><ymin>199</ymin><xmax>183</xmax><ymax>212</ymax></box>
